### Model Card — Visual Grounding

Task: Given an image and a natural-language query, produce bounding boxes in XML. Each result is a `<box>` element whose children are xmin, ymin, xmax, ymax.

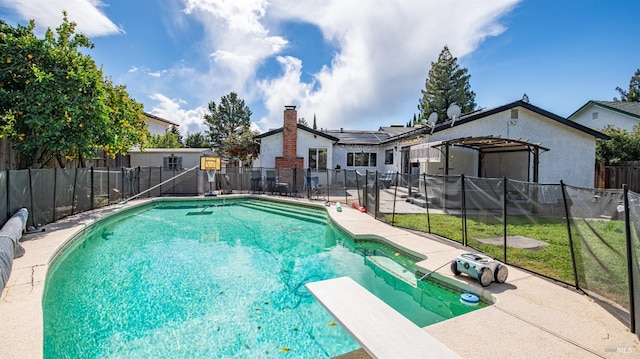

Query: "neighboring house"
<box><xmin>145</xmin><ymin>112</ymin><xmax>180</xmax><ymax>135</ymax></box>
<box><xmin>568</xmin><ymin>101</ymin><xmax>640</xmax><ymax>132</ymax></box>
<box><xmin>256</xmin><ymin>101</ymin><xmax>608</xmax><ymax>188</ymax></box>
<box><xmin>128</xmin><ymin>148</ymin><xmax>216</xmax><ymax>170</ymax></box>
<box><xmin>93</xmin><ymin>112</ymin><xmax>181</xmax><ymax>167</ymax></box>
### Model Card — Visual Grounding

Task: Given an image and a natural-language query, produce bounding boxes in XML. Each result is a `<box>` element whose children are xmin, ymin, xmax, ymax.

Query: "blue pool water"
<box><xmin>43</xmin><ymin>199</ymin><xmax>481</xmax><ymax>358</ymax></box>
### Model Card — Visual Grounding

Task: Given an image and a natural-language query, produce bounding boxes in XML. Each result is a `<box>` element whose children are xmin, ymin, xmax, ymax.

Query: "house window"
<box><xmin>511</xmin><ymin>108</ymin><xmax>519</xmax><ymax>119</ymax></box>
<box><xmin>163</xmin><ymin>155</ymin><xmax>182</xmax><ymax>170</ymax></box>
<box><xmin>309</xmin><ymin>148</ymin><xmax>327</xmax><ymax>170</ymax></box>
<box><xmin>592</xmin><ymin>112</ymin><xmax>598</xmax><ymax>120</ymax></box>
<box><xmin>347</xmin><ymin>152</ymin><xmax>377</xmax><ymax>167</ymax></box>
<box><xmin>384</xmin><ymin>149</ymin><xmax>394</xmax><ymax>164</ymax></box>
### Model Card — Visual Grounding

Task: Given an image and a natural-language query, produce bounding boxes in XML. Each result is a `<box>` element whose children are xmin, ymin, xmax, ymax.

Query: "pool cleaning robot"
<box><xmin>451</xmin><ymin>253</ymin><xmax>508</xmax><ymax>287</ymax></box>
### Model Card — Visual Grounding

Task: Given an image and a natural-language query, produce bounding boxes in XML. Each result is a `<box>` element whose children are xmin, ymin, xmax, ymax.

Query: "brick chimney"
<box><xmin>275</xmin><ymin>105</ymin><xmax>304</xmax><ymax>169</ymax></box>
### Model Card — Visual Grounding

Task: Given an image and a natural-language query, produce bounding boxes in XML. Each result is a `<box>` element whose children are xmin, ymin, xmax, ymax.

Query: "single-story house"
<box><xmin>255</xmin><ymin>100</ymin><xmax>608</xmax><ymax>188</ymax></box>
<box><xmin>129</xmin><ymin>148</ymin><xmax>217</xmax><ymax>170</ymax></box>
<box><xmin>568</xmin><ymin>100</ymin><xmax>640</xmax><ymax>132</ymax></box>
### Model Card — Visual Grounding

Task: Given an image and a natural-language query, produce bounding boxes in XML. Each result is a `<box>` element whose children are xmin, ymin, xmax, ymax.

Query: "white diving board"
<box><xmin>306</xmin><ymin>276</ymin><xmax>461</xmax><ymax>359</ymax></box>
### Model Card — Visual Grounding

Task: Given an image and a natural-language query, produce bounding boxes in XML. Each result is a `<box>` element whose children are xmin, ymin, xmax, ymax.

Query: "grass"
<box><xmin>381</xmin><ymin>212</ymin><xmax>632</xmax><ymax>309</ymax></box>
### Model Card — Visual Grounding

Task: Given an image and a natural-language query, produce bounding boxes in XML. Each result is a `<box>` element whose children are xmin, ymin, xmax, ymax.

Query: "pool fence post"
<box><xmin>121</xmin><ymin>167</ymin><xmax>125</xmax><ymax>202</ymax></box>
<box><xmin>391</xmin><ymin>172</ymin><xmax>398</xmax><ymax>226</ymax></box>
<box><xmin>71</xmin><ymin>168</ymin><xmax>78</xmax><ymax>215</ymax></box>
<box><xmin>374</xmin><ymin>170</ymin><xmax>379</xmax><ymax>218</ymax></box>
<box><xmin>364</xmin><ymin>170</ymin><xmax>369</xmax><ymax>211</ymax></box>
<box><xmin>343</xmin><ymin>169</ymin><xmax>348</xmax><ymax>205</ymax></box>
<box><xmin>460</xmin><ymin>174</ymin><xmax>467</xmax><ymax>246</ymax></box>
<box><xmin>560</xmin><ymin>180</ymin><xmax>580</xmax><ymax>290</ymax></box>
<box><xmin>503</xmin><ymin>177</ymin><xmax>508</xmax><ymax>262</ymax></box>
<box><xmin>326</xmin><ymin>168</ymin><xmax>330</xmax><ymax>202</ymax></box>
<box><xmin>28</xmin><ymin>168</ymin><xmax>35</xmax><ymax>227</ymax></box>
<box><xmin>423</xmin><ymin>173</ymin><xmax>431</xmax><ymax>234</ymax></box>
<box><xmin>52</xmin><ymin>168</ymin><xmax>57</xmax><ymax>222</ymax></box>
<box><xmin>90</xmin><ymin>167</ymin><xmax>94</xmax><ymax>210</ymax></box>
<box><xmin>623</xmin><ymin>184</ymin><xmax>636</xmax><ymax>334</ymax></box>
<box><xmin>107</xmin><ymin>167</ymin><xmax>111</xmax><ymax>204</ymax></box>
<box><xmin>355</xmin><ymin>170</ymin><xmax>361</xmax><ymax>206</ymax></box>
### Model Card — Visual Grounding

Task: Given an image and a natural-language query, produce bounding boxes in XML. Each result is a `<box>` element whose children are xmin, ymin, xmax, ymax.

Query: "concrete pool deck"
<box><xmin>1</xmin><ymin>195</ymin><xmax>638</xmax><ymax>358</ymax></box>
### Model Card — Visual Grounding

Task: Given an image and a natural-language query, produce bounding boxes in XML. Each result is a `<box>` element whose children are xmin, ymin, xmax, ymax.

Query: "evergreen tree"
<box><xmin>149</xmin><ymin>132</ymin><xmax>182</xmax><ymax>148</ymax></box>
<box><xmin>184</xmin><ymin>132</ymin><xmax>210</xmax><ymax>148</ymax></box>
<box><xmin>169</xmin><ymin>126</ymin><xmax>183</xmax><ymax>146</ymax></box>
<box><xmin>203</xmin><ymin>92</ymin><xmax>252</xmax><ymax>154</ymax></box>
<box><xmin>614</xmin><ymin>69</ymin><xmax>640</xmax><ymax>102</ymax></box>
<box><xmin>418</xmin><ymin>46</ymin><xmax>476</xmax><ymax>124</ymax></box>
<box><xmin>312</xmin><ymin>114</ymin><xmax>317</xmax><ymax>130</ymax></box>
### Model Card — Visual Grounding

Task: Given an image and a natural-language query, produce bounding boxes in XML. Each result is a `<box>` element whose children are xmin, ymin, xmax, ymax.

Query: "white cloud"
<box><xmin>148</xmin><ymin>92</ymin><xmax>264</xmax><ymax>138</ymax></box>
<box><xmin>252</xmin><ymin>0</ymin><xmax>520</xmax><ymax>131</ymax></box>
<box><xmin>0</xmin><ymin>0</ymin><xmax>122</xmax><ymax>36</ymax></box>
<box><xmin>140</xmin><ymin>0</ymin><xmax>520</xmax><ymax>133</ymax></box>
<box><xmin>148</xmin><ymin>93</ymin><xmax>208</xmax><ymax>137</ymax></box>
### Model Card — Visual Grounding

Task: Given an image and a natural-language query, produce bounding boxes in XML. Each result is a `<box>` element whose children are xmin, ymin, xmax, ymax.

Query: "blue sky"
<box><xmin>1</xmin><ymin>0</ymin><xmax>638</xmax><ymax>136</ymax></box>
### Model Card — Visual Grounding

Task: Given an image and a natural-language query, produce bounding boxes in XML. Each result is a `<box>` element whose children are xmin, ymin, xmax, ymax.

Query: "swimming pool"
<box><xmin>43</xmin><ymin>198</ymin><xmax>482</xmax><ymax>358</ymax></box>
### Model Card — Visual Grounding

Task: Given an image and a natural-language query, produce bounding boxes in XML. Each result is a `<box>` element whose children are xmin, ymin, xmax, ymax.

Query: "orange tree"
<box><xmin>0</xmin><ymin>13</ymin><xmax>148</xmax><ymax>168</ymax></box>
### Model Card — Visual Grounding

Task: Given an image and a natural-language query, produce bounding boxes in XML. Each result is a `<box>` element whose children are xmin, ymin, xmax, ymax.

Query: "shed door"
<box><xmin>481</xmin><ymin>151</ymin><xmax>529</xmax><ymax>181</ymax></box>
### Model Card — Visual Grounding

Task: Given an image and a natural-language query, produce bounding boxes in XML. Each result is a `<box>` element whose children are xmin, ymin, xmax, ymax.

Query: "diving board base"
<box><xmin>305</xmin><ymin>276</ymin><xmax>461</xmax><ymax>359</ymax></box>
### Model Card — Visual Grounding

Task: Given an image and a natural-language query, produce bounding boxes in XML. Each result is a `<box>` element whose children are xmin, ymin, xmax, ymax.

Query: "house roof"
<box><xmin>256</xmin><ymin>100</ymin><xmax>609</xmax><ymax>147</ymax></box>
<box><xmin>128</xmin><ymin>148</ymin><xmax>213</xmax><ymax>154</ymax></box>
<box><xmin>568</xmin><ymin>100</ymin><xmax>640</xmax><ymax>121</ymax></box>
<box><xmin>144</xmin><ymin>112</ymin><xmax>180</xmax><ymax>127</ymax></box>
<box><xmin>254</xmin><ymin>124</ymin><xmax>340</xmax><ymax>142</ymax></box>
<box><xmin>386</xmin><ymin>100</ymin><xmax>609</xmax><ymax>143</ymax></box>
<box><xmin>255</xmin><ymin>123</ymin><xmax>414</xmax><ymax>146</ymax></box>
<box><xmin>324</xmin><ymin>129</ymin><xmax>393</xmax><ymax>145</ymax></box>
<box><xmin>378</xmin><ymin>125</ymin><xmax>416</xmax><ymax>136</ymax></box>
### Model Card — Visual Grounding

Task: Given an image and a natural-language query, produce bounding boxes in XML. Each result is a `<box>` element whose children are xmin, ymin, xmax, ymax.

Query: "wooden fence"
<box><xmin>596</xmin><ymin>161</ymin><xmax>640</xmax><ymax>192</ymax></box>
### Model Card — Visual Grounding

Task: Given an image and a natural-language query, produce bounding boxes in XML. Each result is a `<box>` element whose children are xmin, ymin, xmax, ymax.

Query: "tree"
<box><xmin>203</xmin><ymin>92</ymin><xmax>252</xmax><ymax>155</ymax></box>
<box><xmin>418</xmin><ymin>46</ymin><xmax>476</xmax><ymax>124</ymax></box>
<box><xmin>596</xmin><ymin>125</ymin><xmax>640</xmax><ymax>165</ymax></box>
<box><xmin>149</xmin><ymin>132</ymin><xmax>182</xmax><ymax>148</ymax></box>
<box><xmin>225</xmin><ymin>129</ymin><xmax>260</xmax><ymax>167</ymax></box>
<box><xmin>298</xmin><ymin>117</ymin><xmax>308</xmax><ymax>126</ymax></box>
<box><xmin>100</xmin><ymin>79</ymin><xmax>148</xmax><ymax>161</ymax></box>
<box><xmin>0</xmin><ymin>14</ymin><xmax>148</xmax><ymax>168</ymax></box>
<box><xmin>185</xmin><ymin>132</ymin><xmax>210</xmax><ymax>148</ymax></box>
<box><xmin>312</xmin><ymin>114</ymin><xmax>317</xmax><ymax>130</ymax></box>
<box><xmin>614</xmin><ymin>69</ymin><xmax>640</xmax><ymax>102</ymax></box>
<box><xmin>169</xmin><ymin>126</ymin><xmax>183</xmax><ymax>147</ymax></box>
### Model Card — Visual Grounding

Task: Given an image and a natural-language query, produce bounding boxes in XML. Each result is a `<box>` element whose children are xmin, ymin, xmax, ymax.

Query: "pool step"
<box><xmin>238</xmin><ymin>200</ymin><xmax>329</xmax><ymax>225</ymax></box>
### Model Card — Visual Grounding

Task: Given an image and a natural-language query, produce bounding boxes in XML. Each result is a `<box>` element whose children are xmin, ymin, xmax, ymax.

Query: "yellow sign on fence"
<box><xmin>200</xmin><ymin>156</ymin><xmax>221</xmax><ymax>171</ymax></box>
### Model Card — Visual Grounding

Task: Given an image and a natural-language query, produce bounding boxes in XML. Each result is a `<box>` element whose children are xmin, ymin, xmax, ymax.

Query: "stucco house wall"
<box><xmin>129</xmin><ymin>148</ymin><xmax>215</xmax><ymax>169</ymax></box>
<box><xmin>255</xmin><ymin>101</ymin><xmax>605</xmax><ymax>188</ymax></box>
<box><xmin>427</xmin><ymin>106</ymin><xmax>597</xmax><ymax>187</ymax></box>
<box><xmin>145</xmin><ymin>113</ymin><xmax>179</xmax><ymax>136</ymax></box>
<box><xmin>569</xmin><ymin>101</ymin><xmax>640</xmax><ymax>132</ymax></box>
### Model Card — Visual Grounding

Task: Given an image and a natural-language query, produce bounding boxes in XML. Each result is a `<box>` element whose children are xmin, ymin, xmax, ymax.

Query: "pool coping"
<box><xmin>1</xmin><ymin>195</ymin><xmax>638</xmax><ymax>358</ymax></box>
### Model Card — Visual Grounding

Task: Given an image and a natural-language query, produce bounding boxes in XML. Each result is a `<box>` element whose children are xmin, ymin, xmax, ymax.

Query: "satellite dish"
<box><xmin>427</xmin><ymin>112</ymin><xmax>438</xmax><ymax>134</ymax></box>
<box><xmin>447</xmin><ymin>104</ymin><xmax>461</xmax><ymax>128</ymax></box>
<box><xmin>427</xmin><ymin>112</ymin><xmax>438</xmax><ymax>126</ymax></box>
<box><xmin>446</xmin><ymin>104</ymin><xmax>461</xmax><ymax>119</ymax></box>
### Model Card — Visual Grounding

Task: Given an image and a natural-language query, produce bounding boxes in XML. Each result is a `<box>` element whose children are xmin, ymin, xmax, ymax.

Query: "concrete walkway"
<box><xmin>1</xmin><ymin>195</ymin><xmax>638</xmax><ymax>358</ymax></box>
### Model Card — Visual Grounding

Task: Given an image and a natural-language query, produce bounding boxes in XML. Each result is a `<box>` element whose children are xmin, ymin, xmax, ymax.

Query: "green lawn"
<box><xmin>381</xmin><ymin>212</ymin><xmax>632</xmax><ymax>309</ymax></box>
